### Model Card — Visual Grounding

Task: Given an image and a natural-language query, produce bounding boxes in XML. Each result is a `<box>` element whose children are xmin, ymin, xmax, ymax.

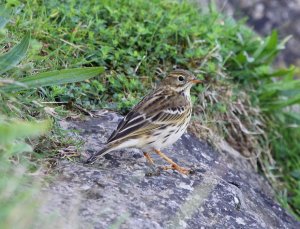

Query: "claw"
<box><xmin>84</xmin><ymin>154</ymin><xmax>96</xmax><ymax>164</ymax></box>
<box><xmin>160</xmin><ymin>165</ymin><xmax>191</xmax><ymax>175</ymax></box>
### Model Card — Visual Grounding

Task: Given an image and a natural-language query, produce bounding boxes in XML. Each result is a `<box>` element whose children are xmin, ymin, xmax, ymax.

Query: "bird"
<box><xmin>85</xmin><ymin>69</ymin><xmax>202</xmax><ymax>175</ymax></box>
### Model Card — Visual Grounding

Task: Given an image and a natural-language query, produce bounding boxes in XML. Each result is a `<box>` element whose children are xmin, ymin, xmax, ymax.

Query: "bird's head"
<box><xmin>160</xmin><ymin>69</ymin><xmax>202</xmax><ymax>92</ymax></box>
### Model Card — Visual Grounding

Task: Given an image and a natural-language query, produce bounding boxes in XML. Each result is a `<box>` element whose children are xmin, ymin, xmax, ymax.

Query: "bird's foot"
<box><xmin>84</xmin><ymin>154</ymin><xmax>97</xmax><ymax>164</ymax></box>
<box><xmin>145</xmin><ymin>168</ymin><xmax>161</xmax><ymax>177</ymax></box>
<box><xmin>160</xmin><ymin>164</ymin><xmax>192</xmax><ymax>175</ymax></box>
<box><xmin>145</xmin><ymin>163</ymin><xmax>162</xmax><ymax>176</ymax></box>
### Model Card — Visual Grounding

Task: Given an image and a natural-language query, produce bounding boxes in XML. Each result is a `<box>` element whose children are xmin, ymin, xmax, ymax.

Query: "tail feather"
<box><xmin>84</xmin><ymin>146</ymin><xmax>111</xmax><ymax>164</ymax></box>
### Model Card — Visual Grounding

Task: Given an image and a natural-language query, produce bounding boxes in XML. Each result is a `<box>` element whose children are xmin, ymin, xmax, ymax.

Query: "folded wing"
<box><xmin>107</xmin><ymin>90</ymin><xmax>188</xmax><ymax>143</ymax></box>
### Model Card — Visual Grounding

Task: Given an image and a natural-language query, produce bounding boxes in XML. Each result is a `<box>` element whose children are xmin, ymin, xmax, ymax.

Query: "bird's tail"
<box><xmin>84</xmin><ymin>145</ymin><xmax>111</xmax><ymax>164</ymax></box>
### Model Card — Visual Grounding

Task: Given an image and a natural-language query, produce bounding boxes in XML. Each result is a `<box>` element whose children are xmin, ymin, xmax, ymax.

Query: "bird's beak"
<box><xmin>190</xmin><ymin>79</ymin><xmax>202</xmax><ymax>84</ymax></box>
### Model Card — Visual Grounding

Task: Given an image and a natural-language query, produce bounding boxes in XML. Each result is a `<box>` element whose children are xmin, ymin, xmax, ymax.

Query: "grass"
<box><xmin>0</xmin><ymin>0</ymin><xmax>300</xmax><ymax>225</ymax></box>
<box><xmin>0</xmin><ymin>119</ymin><xmax>49</xmax><ymax>228</ymax></box>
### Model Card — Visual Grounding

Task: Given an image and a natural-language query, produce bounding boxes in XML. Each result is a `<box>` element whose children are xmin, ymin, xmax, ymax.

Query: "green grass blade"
<box><xmin>0</xmin><ymin>67</ymin><xmax>105</xmax><ymax>92</ymax></box>
<box><xmin>253</xmin><ymin>30</ymin><xmax>279</xmax><ymax>63</ymax></box>
<box><xmin>262</xmin><ymin>80</ymin><xmax>300</xmax><ymax>93</ymax></box>
<box><xmin>255</xmin><ymin>66</ymin><xmax>295</xmax><ymax>79</ymax></box>
<box><xmin>0</xmin><ymin>6</ymin><xmax>11</xmax><ymax>29</ymax></box>
<box><xmin>284</xmin><ymin>112</ymin><xmax>300</xmax><ymax>124</ymax></box>
<box><xmin>0</xmin><ymin>34</ymin><xmax>30</xmax><ymax>75</ymax></box>
<box><xmin>266</xmin><ymin>94</ymin><xmax>300</xmax><ymax>110</ymax></box>
<box><xmin>0</xmin><ymin>120</ymin><xmax>50</xmax><ymax>145</ymax></box>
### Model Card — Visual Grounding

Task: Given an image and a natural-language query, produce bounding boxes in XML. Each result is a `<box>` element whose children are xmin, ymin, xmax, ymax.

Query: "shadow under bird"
<box><xmin>85</xmin><ymin>69</ymin><xmax>202</xmax><ymax>174</ymax></box>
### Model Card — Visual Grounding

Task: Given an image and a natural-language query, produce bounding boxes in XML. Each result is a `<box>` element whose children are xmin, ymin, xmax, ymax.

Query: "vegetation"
<box><xmin>0</xmin><ymin>0</ymin><xmax>299</xmax><ymax>225</ymax></box>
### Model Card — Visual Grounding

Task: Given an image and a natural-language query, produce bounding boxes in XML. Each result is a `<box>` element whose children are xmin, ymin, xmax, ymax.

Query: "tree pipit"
<box><xmin>85</xmin><ymin>69</ymin><xmax>202</xmax><ymax>175</ymax></box>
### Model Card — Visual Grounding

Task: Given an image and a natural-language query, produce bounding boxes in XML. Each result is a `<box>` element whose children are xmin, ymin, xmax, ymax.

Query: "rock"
<box><xmin>198</xmin><ymin>0</ymin><xmax>300</xmax><ymax>66</ymax></box>
<box><xmin>39</xmin><ymin>111</ymin><xmax>300</xmax><ymax>228</ymax></box>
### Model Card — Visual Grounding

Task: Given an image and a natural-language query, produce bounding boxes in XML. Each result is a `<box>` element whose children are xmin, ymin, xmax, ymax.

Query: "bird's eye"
<box><xmin>178</xmin><ymin>76</ymin><xmax>185</xmax><ymax>82</ymax></box>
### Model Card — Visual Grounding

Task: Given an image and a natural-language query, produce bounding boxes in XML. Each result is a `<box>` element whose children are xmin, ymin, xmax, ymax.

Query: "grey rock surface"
<box><xmin>198</xmin><ymin>0</ymin><xmax>300</xmax><ymax>66</ymax></box>
<box><xmin>39</xmin><ymin>111</ymin><xmax>300</xmax><ymax>229</ymax></box>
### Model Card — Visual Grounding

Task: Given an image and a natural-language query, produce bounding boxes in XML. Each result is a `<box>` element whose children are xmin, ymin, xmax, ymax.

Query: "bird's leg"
<box><xmin>153</xmin><ymin>149</ymin><xmax>190</xmax><ymax>175</ymax></box>
<box><xmin>143</xmin><ymin>152</ymin><xmax>161</xmax><ymax>176</ymax></box>
<box><xmin>143</xmin><ymin>152</ymin><xmax>155</xmax><ymax>165</ymax></box>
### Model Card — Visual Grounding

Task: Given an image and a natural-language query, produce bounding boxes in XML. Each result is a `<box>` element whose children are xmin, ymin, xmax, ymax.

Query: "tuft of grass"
<box><xmin>1</xmin><ymin>0</ymin><xmax>299</xmax><ymax>221</ymax></box>
<box><xmin>0</xmin><ymin>4</ymin><xmax>104</xmax><ymax>227</ymax></box>
<box><xmin>0</xmin><ymin>118</ymin><xmax>50</xmax><ymax>228</ymax></box>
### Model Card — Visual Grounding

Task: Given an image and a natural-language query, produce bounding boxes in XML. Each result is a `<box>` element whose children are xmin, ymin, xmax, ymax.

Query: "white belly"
<box><xmin>112</xmin><ymin>110</ymin><xmax>191</xmax><ymax>152</ymax></box>
<box><xmin>112</xmin><ymin>122</ymin><xmax>188</xmax><ymax>153</ymax></box>
<box><xmin>141</xmin><ymin>120</ymin><xmax>189</xmax><ymax>151</ymax></box>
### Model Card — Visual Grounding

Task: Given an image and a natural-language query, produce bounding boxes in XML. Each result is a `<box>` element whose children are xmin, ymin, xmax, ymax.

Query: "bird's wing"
<box><xmin>106</xmin><ymin>89</ymin><xmax>158</xmax><ymax>143</ymax></box>
<box><xmin>106</xmin><ymin>88</ymin><xmax>189</xmax><ymax>143</ymax></box>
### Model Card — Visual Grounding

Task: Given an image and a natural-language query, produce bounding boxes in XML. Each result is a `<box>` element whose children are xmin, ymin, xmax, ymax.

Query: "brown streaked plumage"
<box><xmin>85</xmin><ymin>69</ymin><xmax>202</xmax><ymax>175</ymax></box>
